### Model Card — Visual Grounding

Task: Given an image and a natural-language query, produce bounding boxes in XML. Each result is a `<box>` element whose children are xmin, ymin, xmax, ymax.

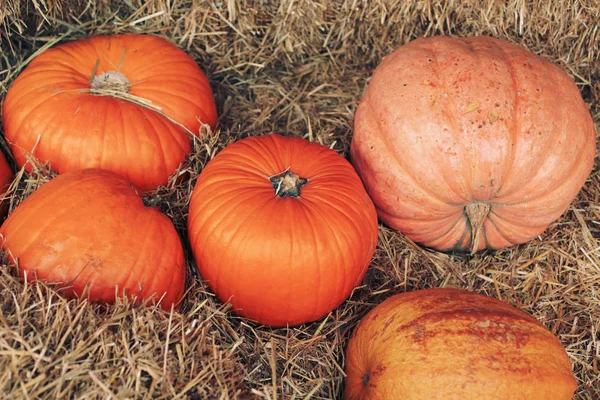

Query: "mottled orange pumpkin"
<box><xmin>344</xmin><ymin>288</ymin><xmax>577</xmax><ymax>400</ymax></box>
<box><xmin>0</xmin><ymin>169</ymin><xmax>186</xmax><ymax>309</ymax></box>
<box><xmin>188</xmin><ymin>134</ymin><xmax>379</xmax><ymax>327</ymax></box>
<box><xmin>351</xmin><ymin>35</ymin><xmax>596</xmax><ymax>252</ymax></box>
<box><xmin>3</xmin><ymin>34</ymin><xmax>217</xmax><ymax>192</ymax></box>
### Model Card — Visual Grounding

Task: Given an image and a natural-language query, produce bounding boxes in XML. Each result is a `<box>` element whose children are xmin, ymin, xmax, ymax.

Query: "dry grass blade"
<box><xmin>1</xmin><ymin>0</ymin><xmax>599</xmax><ymax>399</ymax></box>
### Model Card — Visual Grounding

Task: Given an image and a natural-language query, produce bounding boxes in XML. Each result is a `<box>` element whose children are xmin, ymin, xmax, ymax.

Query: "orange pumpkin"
<box><xmin>188</xmin><ymin>134</ymin><xmax>379</xmax><ymax>327</ymax></box>
<box><xmin>3</xmin><ymin>34</ymin><xmax>218</xmax><ymax>192</ymax></box>
<box><xmin>344</xmin><ymin>288</ymin><xmax>577</xmax><ymax>400</ymax></box>
<box><xmin>0</xmin><ymin>169</ymin><xmax>186</xmax><ymax>310</ymax></box>
<box><xmin>351</xmin><ymin>36</ymin><xmax>596</xmax><ymax>252</ymax></box>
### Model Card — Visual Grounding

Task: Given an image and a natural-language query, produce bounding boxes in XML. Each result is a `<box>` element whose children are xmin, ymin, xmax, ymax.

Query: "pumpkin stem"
<box><xmin>269</xmin><ymin>169</ymin><xmax>308</xmax><ymax>198</ymax></box>
<box><xmin>465</xmin><ymin>202</ymin><xmax>491</xmax><ymax>254</ymax></box>
<box><xmin>91</xmin><ymin>71</ymin><xmax>130</xmax><ymax>94</ymax></box>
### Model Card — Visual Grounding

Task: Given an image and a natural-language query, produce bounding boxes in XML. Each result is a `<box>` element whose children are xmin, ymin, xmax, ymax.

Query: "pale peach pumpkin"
<box><xmin>344</xmin><ymin>288</ymin><xmax>577</xmax><ymax>400</ymax></box>
<box><xmin>351</xmin><ymin>36</ymin><xmax>596</xmax><ymax>252</ymax></box>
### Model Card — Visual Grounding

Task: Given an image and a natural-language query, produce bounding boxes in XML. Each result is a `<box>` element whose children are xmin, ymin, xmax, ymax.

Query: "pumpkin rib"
<box><xmin>213</xmin><ymin>195</ymin><xmax>280</xmax><ymax>324</ymax></box>
<box><xmin>279</xmin><ymin>201</ymin><xmax>296</xmax><ymax>322</ymax></box>
<box><xmin>8</xmin><ymin>93</ymin><xmax>59</xmax><ymax>141</ymax></box>
<box><xmin>97</xmin><ymin>99</ymin><xmax>112</xmax><ymax>172</ymax></box>
<box><xmin>114</xmin><ymin>101</ymin><xmax>131</xmax><ymax>182</ymax></box>
<box><xmin>137</xmin><ymin>106</ymin><xmax>172</xmax><ymax>178</ymax></box>
<box><xmin>490</xmin><ymin>156</ymin><xmax>591</xmax><ymax>223</ymax></box>
<box><xmin>7</xmin><ymin>193</ymin><xmax>92</xmax><ymax>266</ymax></box>
<box><xmin>50</xmin><ymin>100</ymin><xmax>77</xmax><ymax>172</ymax></box>
<box><xmin>428</xmin><ymin>39</ymin><xmax>475</xmax><ymax>200</ymax></box>
<box><xmin>2</xmin><ymin>72</ymin><xmax>77</xmax><ymax>108</ymax></box>
<box><xmin>487</xmin><ymin>211</ymin><xmax>546</xmax><ymax>243</ymax></box>
<box><xmin>114</xmin><ymin>214</ymin><xmax>153</xmax><ymax>300</ymax></box>
<box><xmin>90</xmin><ymin>99</ymin><xmax>113</xmax><ymax>176</ymax></box>
<box><xmin>485</xmin><ymin>212</ymin><xmax>539</xmax><ymax>246</ymax></box>
<box><xmin>300</xmin><ymin>198</ymin><xmax>352</xmax><ymax>321</ymax></box>
<box><xmin>294</xmin><ymin>200</ymin><xmax>329</xmax><ymax>323</ymax></box>
<box><xmin>219</xmin><ymin>143</ymin><xmax>277</xmax><ymax>177</ymax></box>
<box><xmin>147</xmin><ymin>103</ymin><xmax>191</xmax><ymax>157</ymax></box>
<box><xmin>1</xmin><ymin>175</ymin><xmax>101</xmax><ymax>242</ymax></box>
<box><xmin>365</xmin><ymin>98</ymin><xmax>456</xmax><ymax>208</ymax></box>
<box><xmin>377</xmin><ymin>207</ymin><xmax>464</xmax><ymax>240</ymax></box>
<box><xmin>208</xmin><ymin>158</ymin><xmax>271</xmax><ymax>180</ymax></box>
<box><xmin>189</xmin><ymin>186</ymin><xmax>272</xmax><ymax>238</ymax></box>
<box><xmin>303</xmin><ymin>184</ymin><xmax>374</xmax><ymax>212</ymax></box>
<box><xmin>247</xmin><ymin>134</ymin><xmax>290</xmax><ymax>173</ymax></box>
<box><xmin>423</xmin><ymin>219</ymin><xmax>471</xmax><ymax>251</ymax></box>
<box><xmin>143</xmin><ymin>217</ymin><xmax>174</xmax><ymax>305</ymax></box>
<box><xmin>130</xmin><ymin>87</ymin><xmax>214</xmax><ymax>130</ymax></box>
<box><xmin>486</xmin><ymin>39</ymin><xmax>522</xmax><ymax>200</ymax></box>
<box><xmin>113</xmin><ymin>211</ymin><xmax>179</xmax><ymax>305</ymax></box>
<box><xmin>195</xmin><ymin>191</ymin><xmax>273</xmax><ymax>300</ymax></box>
<box><xmin>489</xmin><ymin>206</ymin><xmax>551</xmax><ymax>229</ymax></box>
<box><xmin>8</xmin><ymin>68</ymin><xmax>87</xmax><ymax>92</ymax></box>
<box><xmin>486</xmin><ymin>39</ymin><xmax>589</xmax><ymax>203</ymax></box>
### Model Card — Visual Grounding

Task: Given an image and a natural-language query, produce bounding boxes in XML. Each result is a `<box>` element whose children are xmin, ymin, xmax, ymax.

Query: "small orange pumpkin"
<box><xmin>344</xmin><ymin>288</ymin><xmax>577</xmax><ymax>400</ymax></box>
<box><xmin>0</xmin><ymin>169</ymin><xmax>186</xmax><ymax>309</ymax></box>
<box><xmin>188</xmin><ymin>134</ymin><xmax>379</xmax><ymax>327</ymax></box>
<box><xmin>351</xmin><ymin>36</ymin><xmax>596</xmax><ymax>252</ymax></box>
<box><xmin>3</xmin><ymin>34</ymin><xmax>218</xmax><ymax>192</ymax></box>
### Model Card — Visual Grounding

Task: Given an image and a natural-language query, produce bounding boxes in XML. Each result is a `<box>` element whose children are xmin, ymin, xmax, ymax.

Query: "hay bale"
<box><xmin>0</xmin><ymin>0</ymin><xmax>598</xmax><ymax>398</ymax></box>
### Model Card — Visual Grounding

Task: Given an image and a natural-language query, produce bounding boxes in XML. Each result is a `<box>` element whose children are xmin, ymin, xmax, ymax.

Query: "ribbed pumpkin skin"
<box><xmin>344</xmin><ymin>288</ymin><xmax>577</xmax><ymax>400</ymax></box>
<box><xmin>3</xmin><ymin>34</ymin><xmax>218</xmax><ymax>192</ymax></box>
<box><xmin>351</xmin><ymin>36</ymin><xmax>596</xmax><ymax>252</ymax></box>
<box><xmin>188</xmin><ymin>134</ymin><xmax>379</xmax><ymax>327</ymax></box>
<box><xmin>0</xmin><ymin>169</ymin><xmax>186</xmax><ymax>310</ymax></box>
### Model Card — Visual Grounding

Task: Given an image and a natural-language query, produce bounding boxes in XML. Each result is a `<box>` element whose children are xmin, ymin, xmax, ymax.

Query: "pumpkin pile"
<box><xmin>0</xmin><ymin>33</ymin><xmax>593</xmax><ymax>399</ymax></box>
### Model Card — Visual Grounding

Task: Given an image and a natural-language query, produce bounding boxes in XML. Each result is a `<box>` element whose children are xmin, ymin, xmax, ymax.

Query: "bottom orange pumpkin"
<box><xmin>344</xmin><ymin>288</ymin><xmax>576</xmax><ymax>400</ymax></box>
<box><xmin>0</xmin><ymin>168</ymin><xmax>186</xmax><ymax>310</ymax></box>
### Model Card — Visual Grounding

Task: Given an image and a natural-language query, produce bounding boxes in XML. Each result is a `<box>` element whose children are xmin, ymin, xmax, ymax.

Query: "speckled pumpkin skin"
<box><xmin>351</xmin><ymin>36</ymin><xmax>596</xmax><ymax>252</ymax></box>
<box><xmin>344</xmin><ymin>288</ymin><xmax>577</xmax><ymax>400</ymax></box>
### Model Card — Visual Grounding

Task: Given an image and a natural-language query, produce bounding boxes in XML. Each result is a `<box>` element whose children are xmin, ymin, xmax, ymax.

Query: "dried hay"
<box><xmin>0</xmin><ymin>0</ymin><xmax>599</xmax><ymax>399</ymax></box>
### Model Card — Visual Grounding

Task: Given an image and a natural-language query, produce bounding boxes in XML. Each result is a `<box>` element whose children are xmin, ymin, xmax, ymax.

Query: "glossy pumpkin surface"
<box><xmin>0</xmin><ymin>169</ymin><xmax>186</xmax><ymax>309</ymax></box>
<box><xmin>3</xmin><ymin>34</ymin><xmax>218</xmax><ymax>192</ymax></box>
<box><xmin>351</xmin><ymin>35</ymin><xmax>596</xmax><ymax>252</ymax></box>
<box><xmin>344</xmin><ymin>288</ymin><xmax>577</xmax><ymax>400</ymax></box>
<box><xmin>188</xmin><ymin>134</ymin><xmax>379</xmax><ymax>327</ymax></box>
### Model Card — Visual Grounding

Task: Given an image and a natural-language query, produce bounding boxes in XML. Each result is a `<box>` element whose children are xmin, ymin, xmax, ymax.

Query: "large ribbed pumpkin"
<box><xmin>0</xmin><ymin>169</ymin><xmax>186</xmax><ymax>309</ymax></box>
<box><xmin>3</xmin><ymin>34</ymin><xmax>217</xmax><ymax>192</ymax></box>
<box><xmin>344</xmin><ymin>288</ymin><xmax>577</xmax><ymax>400</ymax></box>
<box><xmin>188</xmin><ymin>134</ymin><xmax>379</xmax><ymax>327</ymax></box>
<box><xmin>351</xmin><ymin>36</ymin><xmax>596</xmax><ymax>252</ymax></box>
